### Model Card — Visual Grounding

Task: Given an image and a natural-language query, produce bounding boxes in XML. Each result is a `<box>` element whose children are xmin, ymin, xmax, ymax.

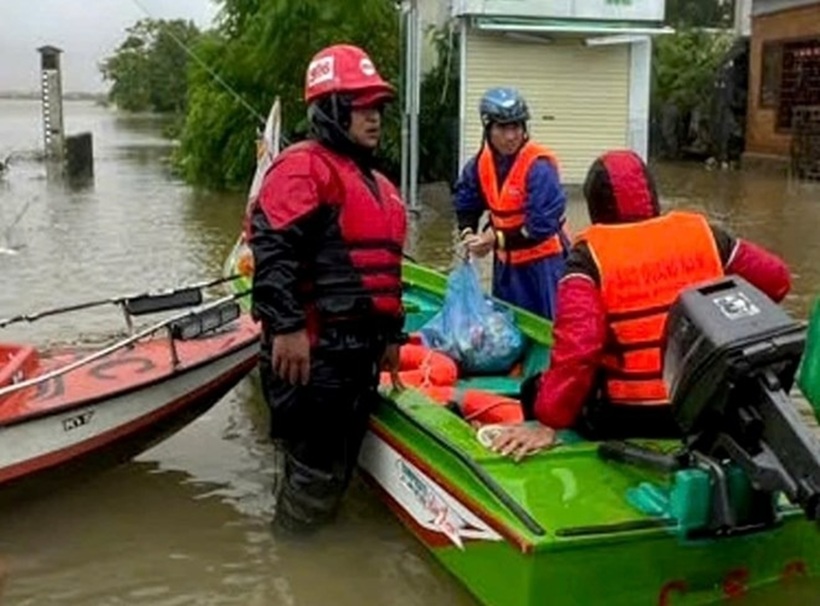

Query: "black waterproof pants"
<box><xmin>259</xmin><ymin>328</ymin><xmax>384</xmax><ymax>532</ymax></box>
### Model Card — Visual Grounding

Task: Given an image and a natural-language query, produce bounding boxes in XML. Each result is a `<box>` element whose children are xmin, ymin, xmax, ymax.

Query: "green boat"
<box><xmin>227</xmin><ymin>101</ymin><xmax>819</xmax><ymax>605</ymax></box>
<box><xmin>352</xmin><ymin>262</ymin><xmax>820</xmax><ymax>606</ymax></box>
<box><xmin>227</xmin><ymin>254</ymin><xmax>819</xmax><ymax>606</ymax></box>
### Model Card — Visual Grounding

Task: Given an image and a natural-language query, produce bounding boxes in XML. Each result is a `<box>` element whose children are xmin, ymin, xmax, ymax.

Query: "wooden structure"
<box><xmin>745</xmin><ymin>0</ymin><xmax>820</xmax><ymax>169</ymax></box>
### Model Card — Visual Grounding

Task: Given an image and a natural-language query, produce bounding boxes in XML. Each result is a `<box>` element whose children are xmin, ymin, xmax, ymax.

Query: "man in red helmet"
<box><xmin>248</xmin><ymin>44</ymin><xmax>408</xmax><ymax>531</ymax></box>
<box><xmin>488</xmin><ymin>150</ymin><xmax>792</xmax><ymax>460</ymax></box>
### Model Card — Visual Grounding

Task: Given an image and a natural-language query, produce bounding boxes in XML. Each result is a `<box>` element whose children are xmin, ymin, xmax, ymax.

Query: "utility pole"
<box><xmin>400</xmin><ymin>0</ymin><xmax>421</xmax><ymax>213</ymax></box>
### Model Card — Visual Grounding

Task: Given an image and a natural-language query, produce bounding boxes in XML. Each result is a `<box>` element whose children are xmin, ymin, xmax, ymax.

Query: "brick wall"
<box><xmin>746</xmin><ymin>2</ymin><xmax>820</xmax><ymax>157</ymax></box>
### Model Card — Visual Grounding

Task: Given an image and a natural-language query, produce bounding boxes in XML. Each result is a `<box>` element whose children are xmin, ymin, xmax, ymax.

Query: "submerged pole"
<box><xmin>37</xmin><ymin>45</ymin><xmax>66</xmax><ymax>163</ymax></box>
<box><xmin>400</xmin><ymin>3</ymin><xmax>410</xmax><ymax>207</ymax></box>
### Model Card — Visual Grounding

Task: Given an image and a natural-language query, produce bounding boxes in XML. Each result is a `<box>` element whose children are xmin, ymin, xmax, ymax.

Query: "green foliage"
<box><xmin>418</xmin><ymin>25</ymin><xmax>460</xmax><ymax>184</ymax></box>
<box><xmin>652</xmin><ymin>29</ymin><xmax>734</xmax><ymax>114</ymax></box>
<box><xmin>101</xmin><ymin>19</ymin><xmax>201</xmax><ymax>113</ymax></box>
<box><xmin>665</xmin><ymin>0</ymin><xmax>735</xmax><ymax>29</ymax></box>
<box><xmin>176</xmin><ymin>0</ymin><xmax>400</xmax><ymax>191</ymax></box>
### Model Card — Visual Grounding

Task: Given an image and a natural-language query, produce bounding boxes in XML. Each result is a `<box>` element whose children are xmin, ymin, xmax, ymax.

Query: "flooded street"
<box><xmin>0</xmin><ymin>99</ymin><xmax>818</xmax><ymax>604</ymax></box>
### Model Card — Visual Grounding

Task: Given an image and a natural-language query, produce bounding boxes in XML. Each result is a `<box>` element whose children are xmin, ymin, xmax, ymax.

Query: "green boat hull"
<box><xmin>225</xmin><ymin>249</ymin><xmax>818</xmax><ymax>605</ymax></box>
<box><xmin>361</xmin><ymin>262</ymin><xmax>819</xmax><ymax>606</ymax></box>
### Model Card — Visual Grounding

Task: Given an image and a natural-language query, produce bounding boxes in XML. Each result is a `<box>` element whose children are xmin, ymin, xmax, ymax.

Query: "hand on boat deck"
<box><xmin>463</xmin><ymin>229</ymin><xmax>495</xmax><ymax>259</ymax></box>
<box><xmin>272</xmin><ymin>329</ymin><xmax>311</xmax><ymax>385</ymax></box>
<box><xmin>490</xmin><ymin>423</ymin><xmax>557</xmax><ymax>461</ymax></box>
<box><xmin>381</xmin><ymin>343</ymin><xmax>405</xmax><ymax>391</ymax></box>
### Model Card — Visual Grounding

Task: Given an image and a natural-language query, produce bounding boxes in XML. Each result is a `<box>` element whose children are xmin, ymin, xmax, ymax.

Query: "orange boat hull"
<box><xmin>0</xmin><ymin>314</ymin><xmax>260</xmax><ymax>486</ymax></box>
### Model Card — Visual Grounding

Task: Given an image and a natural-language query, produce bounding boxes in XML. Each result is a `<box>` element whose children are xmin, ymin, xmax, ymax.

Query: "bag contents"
<box><xmin>419</xmin><ymin>260</ymin><xmax>525</xmax><ymax>374</ymax></box>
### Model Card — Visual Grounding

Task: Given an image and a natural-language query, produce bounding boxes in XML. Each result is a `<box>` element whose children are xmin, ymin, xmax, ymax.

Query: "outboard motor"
<box><xmin>601</xmin><ymin>276</ymin><xmax>820</xmax><ymax>537</ymax></box>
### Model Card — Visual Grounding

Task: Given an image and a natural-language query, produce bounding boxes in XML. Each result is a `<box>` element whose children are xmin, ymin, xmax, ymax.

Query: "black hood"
<box><xmin>308</xmin><ymin>93</ymin><xmax>378</xmax><ymax>170</ymax></box>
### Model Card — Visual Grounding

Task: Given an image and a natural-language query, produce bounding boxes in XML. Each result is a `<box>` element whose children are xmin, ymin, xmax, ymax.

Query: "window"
<box><xmin>759</xmin><ymin>42</ymin><xmax>782</xmax><ymax>109</ymax></box>
<box><xmin>776</xmin><ymin>37</ymin><xmax>820</xmax><ymax>131</ymax></box>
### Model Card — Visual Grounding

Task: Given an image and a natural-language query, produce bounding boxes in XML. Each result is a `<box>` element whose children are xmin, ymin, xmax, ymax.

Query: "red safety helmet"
<box><xmin>304</xmin><ymin>44</ymin><xmax>395</xmax><ymax>107</ymax></box>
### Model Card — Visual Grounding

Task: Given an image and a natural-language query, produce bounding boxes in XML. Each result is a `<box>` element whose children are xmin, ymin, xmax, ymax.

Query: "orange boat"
<box><xmin>0</xmin><ymin>278</ymin><xmax>260</xmax><ymax>487</ymax></box>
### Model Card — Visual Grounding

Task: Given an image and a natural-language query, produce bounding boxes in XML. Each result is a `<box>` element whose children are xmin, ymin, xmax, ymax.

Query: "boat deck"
<box><xmin>0</xmin><ymin>315</ymin><xmax>259</xmax><ymax>425</ymax></box>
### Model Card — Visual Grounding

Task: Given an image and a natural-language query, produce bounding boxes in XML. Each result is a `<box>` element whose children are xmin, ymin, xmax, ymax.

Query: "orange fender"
<box><xmin>379</xmin><ymin>343</ymin><xmax>458</xmax><ymax>388</ymax></box>
<box><xmin>415</xmin><ymin>385</ymin><xmax>524</xmax><ymax>426</ymax></box>
<box><xmin>460</xmin><ymin>390</ymin><xmax>524</xmax><ymax>425</ymax></box>
<box><xmin>416</xmin><ymin>385</ymin><xmax>456</xmax><ymax>403</ymax></box>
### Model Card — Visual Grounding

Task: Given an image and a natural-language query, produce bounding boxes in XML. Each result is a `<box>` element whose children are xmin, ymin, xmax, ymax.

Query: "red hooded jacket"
<box><xmin>531</xmin><ymin>151</ymin><xmax>791</xmax><ymax>431</ymax></box>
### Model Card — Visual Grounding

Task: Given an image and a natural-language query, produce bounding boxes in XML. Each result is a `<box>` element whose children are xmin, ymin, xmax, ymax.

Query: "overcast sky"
<box><xmin>0</xmin><ymin>0</ymin><xmax>219</xmax><ymax>93</ymax></box>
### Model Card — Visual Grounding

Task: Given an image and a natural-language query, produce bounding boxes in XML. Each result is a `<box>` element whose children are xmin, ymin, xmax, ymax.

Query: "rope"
<box><xmin>419</xmin><ymin>349</ymin><xmax>435</xmax><ymax>388</ymax></box>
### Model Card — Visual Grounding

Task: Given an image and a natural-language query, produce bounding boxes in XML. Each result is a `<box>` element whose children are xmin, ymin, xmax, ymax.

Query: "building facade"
<box><xmin>745</xmin><ymin>0</ymin><xmax>820</xmax><ymax>159</ymax></box>
<box><xmin>451</xmin><ymin>0</ymin><xmax>670</xmax><ymax>183</ymax></box>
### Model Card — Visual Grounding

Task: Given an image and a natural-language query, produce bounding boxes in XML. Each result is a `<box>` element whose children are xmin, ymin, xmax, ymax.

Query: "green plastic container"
<box><xmin>798</xmin><ymin>298</ymin><xmax>820</xmax><ymax>420</ymax></box>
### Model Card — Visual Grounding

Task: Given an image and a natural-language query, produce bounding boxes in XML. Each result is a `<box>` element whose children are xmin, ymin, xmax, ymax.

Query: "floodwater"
<box><xmin>0</xmin><ymin>99</ymin><xmax>818</xmax><ymax>604</ymax></box>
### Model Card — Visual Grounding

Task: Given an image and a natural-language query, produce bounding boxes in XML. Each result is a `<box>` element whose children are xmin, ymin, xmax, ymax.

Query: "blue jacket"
<box><xmin>453</xmin><ymin>146</ymin><xmax>568</xmax><ymax>319</ymax></box>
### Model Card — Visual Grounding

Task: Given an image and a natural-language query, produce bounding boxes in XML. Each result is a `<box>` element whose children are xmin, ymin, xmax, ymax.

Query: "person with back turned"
<box><xmin>490</xmin><ymin>150</ymin><xmax>792</xmax><ymax>460</ymax></box>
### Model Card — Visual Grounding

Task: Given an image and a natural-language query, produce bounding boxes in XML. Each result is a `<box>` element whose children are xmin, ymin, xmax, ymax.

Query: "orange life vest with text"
<box><xmin>577</xmin><ymin>211</ymin><xmax>724</xmax><ymax>405</ymax></box>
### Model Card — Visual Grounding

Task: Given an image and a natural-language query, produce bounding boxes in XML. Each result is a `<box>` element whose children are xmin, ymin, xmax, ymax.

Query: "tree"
<box><xmin>652</xmin><ymin>30</ymin><xmax>734</xmax><ymax>112</ymax></box>
<box><xmin>649</xmin><ymin>1</ymin><xmax>740</xmax><ymax>158</ymax></box>
<box><xmin>176</xmin><ymin>0</ymin><xmax>400</xmax><ymax>191</ymax></box>
<box><xmin>665</xmin><ymin>0</ymin><xmax>735</xmax><ymax>29</ymax></box>
<box><xmin>418</xmin><ymin>25</ymin><xmax>460</xmax><ymax>185</ymax></box>
<box><xmin>101</xmin><ymin>19</ymin><xmax>201</xmax><ymax>113</ymax></box>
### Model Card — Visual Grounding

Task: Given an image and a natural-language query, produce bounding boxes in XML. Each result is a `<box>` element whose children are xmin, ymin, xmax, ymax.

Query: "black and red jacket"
<box><xmin>524</xmin><ymin>151</ymin><xmax>792</xmax><ymax>437</ymax></box>
<box><xmin>249</xmin><ymin>139</ymin><xmax>407</xmax><ymax>344</ymax></box>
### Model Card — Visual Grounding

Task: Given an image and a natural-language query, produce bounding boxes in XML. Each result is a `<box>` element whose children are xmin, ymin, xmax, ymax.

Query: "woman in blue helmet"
<box><xmin>454</xmin><ymin>87</ymin><xmax>569</xmax><ymax>320</ymax></box>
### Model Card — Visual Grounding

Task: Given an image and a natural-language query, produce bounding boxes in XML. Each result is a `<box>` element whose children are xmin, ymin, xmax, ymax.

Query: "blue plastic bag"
<box><xmin>419</xmin><ymin>260</ymin><xmax>525</xmax><ymax>374</ymax></box>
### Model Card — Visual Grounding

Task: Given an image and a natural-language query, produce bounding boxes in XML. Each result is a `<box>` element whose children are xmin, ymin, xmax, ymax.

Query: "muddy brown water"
<box><xmin>0</xmin><ymin>99</ymin><xmax>817</xmax><ymax>604</ymax></box>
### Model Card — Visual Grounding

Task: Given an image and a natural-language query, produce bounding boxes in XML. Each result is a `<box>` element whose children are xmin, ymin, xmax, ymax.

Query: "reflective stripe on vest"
<box><xmin>577</xmin><ymin>212</ymin><xmax>724</xmax><ymax>405</ymax></box>
<box><xmin>477</xmin><ymin>141</ymin><xmax>563</xmax><ymax>265</ymax></box>
<box><xmin>496</xmin><ymin>223</ymin><xmax>570</xmax><ymax>265</ymax></box>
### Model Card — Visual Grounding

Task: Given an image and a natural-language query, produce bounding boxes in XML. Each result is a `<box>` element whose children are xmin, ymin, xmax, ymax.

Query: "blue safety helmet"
<box><xmin>479</xmin><ymin>87</ymin><xmax>530</xmax><ymax>127</ymax></box>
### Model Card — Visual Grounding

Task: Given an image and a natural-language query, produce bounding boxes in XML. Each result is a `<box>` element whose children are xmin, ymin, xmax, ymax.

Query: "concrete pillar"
<box><xmin>65</xmin><ymin>132</ymin><xmax>94</xmax><ymax>183</ymax></box>
<box><xmin>38</xmin><ymin>45</ymin><xmax>66</xmax><ymax>162</ymax></box>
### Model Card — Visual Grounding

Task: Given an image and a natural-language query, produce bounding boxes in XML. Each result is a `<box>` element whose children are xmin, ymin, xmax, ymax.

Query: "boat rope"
<box><xmin>462</xmin><ymin>399</ymin><xmax>514</xmax><ymax>423</ymax></box>
<box><xmin>419</xmin><ymin>349</ymin><xmax>435</xmax><ymax>388</ymax></box>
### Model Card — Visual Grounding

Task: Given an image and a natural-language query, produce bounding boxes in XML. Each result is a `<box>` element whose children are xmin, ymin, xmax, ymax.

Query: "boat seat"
<box><xmin>169</xmin><ymin>301</ymin><xmax>240</xmax><ymax>340</ymax></box>
<box><xmin>0</xmin><ymin>343</ymin><xmax>39</xmax><ymax>390</ymax></box>
<box><xmin>456</xmin><ymin>375</ymin><xmax>523</xmax><ymax>397</ymax></box>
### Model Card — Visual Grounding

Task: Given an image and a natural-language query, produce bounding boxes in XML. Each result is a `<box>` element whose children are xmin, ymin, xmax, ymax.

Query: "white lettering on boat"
<box><xmin>358</xmin><ymin>432</ymin><xmax>502</xmax><ymax>549</ymax></box>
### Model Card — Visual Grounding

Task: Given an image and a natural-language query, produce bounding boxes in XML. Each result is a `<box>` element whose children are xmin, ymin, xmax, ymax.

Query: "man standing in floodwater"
<box><xmin>248</xmin><ymin>44</ymin><xmax>408</xmax><ymax>532</ymax></box>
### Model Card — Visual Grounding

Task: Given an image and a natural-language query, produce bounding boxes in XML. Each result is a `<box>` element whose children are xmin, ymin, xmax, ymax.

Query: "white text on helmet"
<box><xmin>308</xmin><ymin>56</ymin><xmax>335</xmax><ymax>89</ymax></box>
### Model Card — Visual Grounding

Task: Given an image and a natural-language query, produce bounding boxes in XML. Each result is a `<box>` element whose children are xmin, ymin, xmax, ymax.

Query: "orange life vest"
<box><xmin>577</xmin><ymin>211</ymin><xmax>724</xmax><ymax>405</ymax></box>
<box><xmin>477</xmin><ymin>141</ymin><xmax>565</xmax><ymax>265</ymax></box>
